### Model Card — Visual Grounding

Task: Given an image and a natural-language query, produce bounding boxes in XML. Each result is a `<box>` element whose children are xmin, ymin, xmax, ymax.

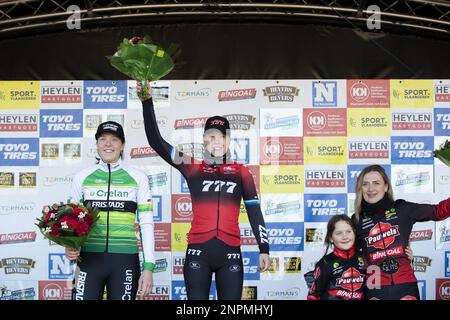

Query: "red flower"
<box><xmin>130</xmin><ymin>36</ymin><xmax>143</xmax><ymax>44</ymax></box>
<box><xmin>66</xmin><ymin>219</ymin><xmax>78</xmax><ymax>231</ymax></box>
<box><xmin>83</xmin><ymin>215</ymin><xmax>93</xmax><ymax>225</ymax></box>
<box><xmin>73</xmin><ymin>208</ymin><xmax>84</xmax><ymax>215</ymax></box>
<box><xmin>50</xmin><ymin>225</ymin><xmax>61</xmax><ymax>237</ymax></box>
<box><xmin>76</xmin><ymin>221</ymin><xmax>89</xmax><ymax>236</ymax></box>
<box><xmin>43</xmin><ymin>212</ymin><xmax>53</xmax><ymax>224</ymax></box>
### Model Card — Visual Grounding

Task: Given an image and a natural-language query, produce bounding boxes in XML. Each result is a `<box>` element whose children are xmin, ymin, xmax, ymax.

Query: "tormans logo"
<box><xmin>218</xmin><ymin>88</ymin><xmax>256</xmax><ymax>101</ymax></box>
<box><xmin>263</xmin><ymin>86</ymin><xmax>299</xmax><ymax>102</ymax></box>
<box><xmin>41</xmin><ymin>85</ymin><xmax>82</xmax><ymax>103</ymax></box>
<box><xmin>0</xmin><ymin>114</ymin><xmax>38</xmax><ymax>132</ymax></box>
<box><xmin>175</xmin><ymin>88</ymin><xmax>211</xmax><ymax>101</ymax></box>
<box><xmin>335</xmin><ymin>268</ymin><xmax>364</xmax><ymax>291</ymax></box>
<box><xmin>365</xmin><ymin>222</ymin><xmax>399</xmax><ymax>249</ymax></box>
<box><xmin>392</xmin><ymin>112</ymin><xmax>432</xmax><ymax>130</ymax></box>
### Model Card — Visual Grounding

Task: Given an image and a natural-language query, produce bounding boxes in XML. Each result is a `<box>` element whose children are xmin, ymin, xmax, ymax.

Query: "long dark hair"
<box><xmin>323</xmin><ymin>214</ymin><xmax>356</xmax><ymax>258</ymax></box>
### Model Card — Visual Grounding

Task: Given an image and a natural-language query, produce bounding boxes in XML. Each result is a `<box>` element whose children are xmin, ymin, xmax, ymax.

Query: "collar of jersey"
<box><xmin>333</xmin><ymin>246</ymin><xmax>355</xmax><ymax>259</ymax></box>
<box><xmin>99</xmin><ymin>158</ymin><xmax>123</xmax><ymax>172</ymax></box>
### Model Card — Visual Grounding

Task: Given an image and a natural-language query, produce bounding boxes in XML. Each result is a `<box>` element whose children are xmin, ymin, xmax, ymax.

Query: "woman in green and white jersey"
<box><xmin>66</xmin><ymin>121</ymin><xmax>155</xmax><ymax>300</ymax></box>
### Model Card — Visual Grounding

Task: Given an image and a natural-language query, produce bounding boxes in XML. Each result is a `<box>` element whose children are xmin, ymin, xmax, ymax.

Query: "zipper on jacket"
<box><xmin>215</xmin><ymin>166</ymin><xmax>221</xmax><ymax>237</ymax></box>
<box><xmin>377</xmin><ymin>221</ymin><xmax>395</xmax><ymax>286</ymax></box>
<box><xmin>105</xmin><ymin>163</ymin><xmax>111</xmax><ymax>252</ymax></box>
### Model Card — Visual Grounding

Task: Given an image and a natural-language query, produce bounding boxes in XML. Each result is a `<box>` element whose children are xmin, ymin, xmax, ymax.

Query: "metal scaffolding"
<box><xmin>0</xmin><ymin>0</ymin><xmax>449</xmax><ymax>38</ymax></box>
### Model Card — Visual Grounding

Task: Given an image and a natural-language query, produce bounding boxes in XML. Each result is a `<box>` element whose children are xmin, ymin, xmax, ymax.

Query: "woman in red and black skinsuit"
<box><xmin>137</xmin><ymin>81</ymin><xmax>270</xmax><ymax>300</ymax></box>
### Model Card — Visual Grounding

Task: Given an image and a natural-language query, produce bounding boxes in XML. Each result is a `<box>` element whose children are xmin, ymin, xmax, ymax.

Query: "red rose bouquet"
<box><xmin>434</xmin><ymin>139</ymin><xmax>450</xmax><ymax>166</ymax></box>
<box><xmin>36</xmin><ymin>201</ymin><xmax>100</xmax><ymax>262</ymax></box>
<box><xmin>107</xmin><ymin>35</ymin><xmax>178</xmax><ymax>100</ymax></box>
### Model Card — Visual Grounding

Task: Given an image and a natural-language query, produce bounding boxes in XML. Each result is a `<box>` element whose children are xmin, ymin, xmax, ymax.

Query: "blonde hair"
<box><xmin>353</xmin><ymin>165</ymin><xmax>394</xmax><ymax>224</ymax></box>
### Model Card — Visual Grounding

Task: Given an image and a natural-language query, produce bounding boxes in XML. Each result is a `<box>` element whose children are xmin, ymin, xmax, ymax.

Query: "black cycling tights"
<box><xmin>184</xmin><ymin>238</ymin><xmax>244</xmax><ymax>300</ymax></box>
<box><xmin>72</xmin><ymin>252</ymin><xmax>140</xmax><ymax>300</ymax></box>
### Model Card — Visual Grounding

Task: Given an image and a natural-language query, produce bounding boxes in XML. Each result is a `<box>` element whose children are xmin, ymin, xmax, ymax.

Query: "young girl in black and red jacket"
<box><xmin>307</xmin><ymin>214</ymin><xmax>366</xmax><ymax>300</ymax></box>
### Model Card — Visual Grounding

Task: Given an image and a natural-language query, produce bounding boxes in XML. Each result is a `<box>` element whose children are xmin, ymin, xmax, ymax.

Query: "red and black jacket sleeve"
<box><xmin>307</xmin><ymin>258</ymin><xmax>330</xmax><ymax>300</ymax></box>
<box><xmin>398</xmin><ymin>197</ymin><xmax>450</xmax><ymax>223</ymax></box>
<box><xmin>241</xmin><ymin>165</ymin><xmax>269</xmax><ymax>254</ymax></box>
<box><xmin>142</xmin><ymin>98</ymin><xmax>193</xmax><ymax>177</ymax></box>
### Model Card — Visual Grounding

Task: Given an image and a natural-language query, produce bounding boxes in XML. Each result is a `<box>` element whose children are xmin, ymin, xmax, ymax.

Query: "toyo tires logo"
<box><xmin>365</xmin><ymin>222</ymin><xmax>399</xmax><ymax>249</ymax></box>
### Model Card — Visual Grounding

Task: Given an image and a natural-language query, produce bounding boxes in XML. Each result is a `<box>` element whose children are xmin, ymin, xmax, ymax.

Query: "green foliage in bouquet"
<box><xmin>107</xmin><ymin>35</ymin><xmax>178</xmax><ymax>100</ymax></box>
<box><xmin>434</xmin><ymin>140</ymin><xmax>450</xmax><ymax>166</ymax></box>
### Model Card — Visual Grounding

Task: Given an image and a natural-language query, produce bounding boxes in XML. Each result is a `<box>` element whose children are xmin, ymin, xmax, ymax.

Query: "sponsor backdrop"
<box><xmin>1</xmin><ymin>79</ymin><xmax>450</xmax><ymax>300</ymax></box>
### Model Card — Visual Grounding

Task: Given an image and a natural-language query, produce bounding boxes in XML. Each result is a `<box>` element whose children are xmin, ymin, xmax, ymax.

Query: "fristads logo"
<box><xmin>218</xmin><ymin>88</ymin><xmax>256</xmax><ymax>101</ymax></box>
<box><xmin>40</xmin><ymin>109</ymin><xmax>83</xmax><ymax>137</ymax></box>
<box><xmin>347</xmin><ymin>165</ymin><xmax>391</xmax><ymax>193</ymax></box>
<box><xmin>435</xmin><ymin>83</ymin><xmax>450</xmax><ymax>102</ymax></box>
<box><xmin>0</xmin><ymin>257</ymin><xmax>36</xmax><ymax>275</ymax></box>
<box><xmin>312</xmin><ymin>81</ymin><xmax>337</xmax><ymax>107</ymax></box>
<box><xmin>304</xmin><ymin>194</ymin><xmax>347</xmax><ymax>222</ymax></box>
<box><xmin>0</xmin><ymin>138</ymin><xmax>39</xmax><ymax>166</ymax></box>
<box><xmin>391</xmin><ymin>136</ymin><xmax>434</xmax><ymax>164</ymax></box>
<box><xmin>266</xmin><ymin>222</ymin><xmax>304</xmax><ymax>251</ymax></box>
<box><xmin>230</xmin><ymin>138</ymin><xmax>250</xmax><ymax>164</ymax></box>
<box><xmin>41</xmin><ymin>84</ymin><xmax>82</xmax><ymax>103</ymax></box>
<box><xmin>175</xmin><ymin>88</ymin><xmax>211</xmax><ymax>101</ymax></box>
<box><xmin>392</xmin><ymin>111</ymin><xmax>432</xmax><ymax>131</ymax></box>
<box><xmin>48</xmin><ymin>254</ymin><xmax>75</xmax><ymax>280</ymax></box>
<box><xmin>0</xmin><ymin>113</ymin><xmax>38</xmax><ymax>132</ymax></box>
<box><xmin>304</xmin><ymin>169</ymin><xmax>345</xmax><ymax>188</ymax></box>
<box><xmin>263</xmin><ymin>86</ymin><xmax>299</xmax><ymax>102</ymax></box>
<box><xmin>434</xmin><ymin>108</ymin><xmax>450</xmax><ymax>136</ymax></box>
<box><xmin>242</xmin><ymin>251</ymin><xmax>260</xmax><ymax>280</ymax></box>
<box><xmin>83</xmin><ymin>80</ymin><xmax>127</xmax><ymax>109</ymax></box>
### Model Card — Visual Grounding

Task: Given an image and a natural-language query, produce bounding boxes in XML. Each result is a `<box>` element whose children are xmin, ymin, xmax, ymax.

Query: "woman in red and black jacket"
<box><xmin>352</xmin><ymin>164</ymin><xmax>450</xmax><ymax>300</ymax></box>
<box><xmin>137</xmin><ymin>81</ymin><xmax>270</xmax><ymax>300</ymax></box>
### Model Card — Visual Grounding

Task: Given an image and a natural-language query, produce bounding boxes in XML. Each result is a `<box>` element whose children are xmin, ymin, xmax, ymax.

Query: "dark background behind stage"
<box><xmin>1</xmin><ymin>22</ymin><xmax>449</xmax><ymax>80</ymax></box>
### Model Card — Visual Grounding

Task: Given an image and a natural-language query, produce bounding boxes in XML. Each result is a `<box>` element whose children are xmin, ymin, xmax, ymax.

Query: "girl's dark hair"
<box><xmin>323</xmin><ymin>214</ymin><xmax>355</xmax><ymax>258</ymax></box>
